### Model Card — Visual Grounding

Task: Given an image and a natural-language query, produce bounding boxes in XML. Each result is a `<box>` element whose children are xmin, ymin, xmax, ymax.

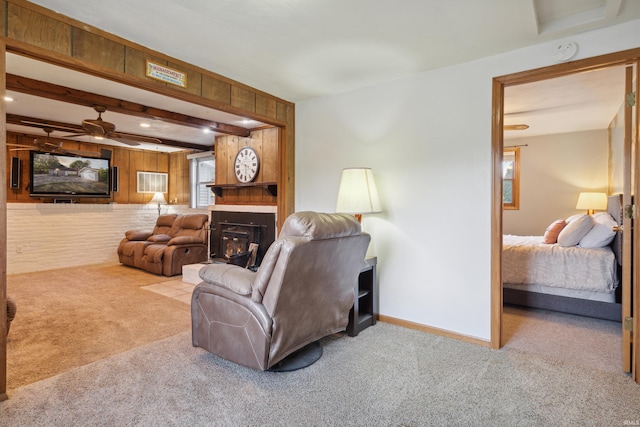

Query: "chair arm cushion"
<box><xmin>125</xmin><ymin>230</ymin><xmax>153</xmax><ymax>241</ymax></box>
<box><xmin>199</xmin><ymin>264</ymin><xmax>256</xmax><ymax>295</ymax></box>
<box><xmin>147</xmin><ymin>234</ymin><xmax>171</xmax><ymax>243</ymax></box>
<box><xmin>167</xmin><ymin>235</ymin><xmax>204</xmax><ymax>245</ymax></box>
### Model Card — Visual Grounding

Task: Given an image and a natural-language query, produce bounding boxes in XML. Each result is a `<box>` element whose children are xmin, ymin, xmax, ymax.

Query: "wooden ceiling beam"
<box><xmin>7</xmin><ymin>113</ymin><xmax>211</xmax><ymax>151</ymax></box>
<box><xmin>6</xmin><ymin>74</ymin><xmax>251</xmax><ymax>137</ymax></box>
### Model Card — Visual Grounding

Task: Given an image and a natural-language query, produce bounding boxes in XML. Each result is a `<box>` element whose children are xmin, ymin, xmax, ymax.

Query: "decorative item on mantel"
<box><xmin>335</xmin><ymin>168</ymin><xmax>382</xmax><ymax>222</ymax></box>
<box><xmin>150</xmin><ymin>192</ymin><xmax>167</xmax><ymax>216</ymax></box>
<box><xmin>576</xmin><ymin>192</ymin><xmax>607</xmax><ymax>215</ymax></box>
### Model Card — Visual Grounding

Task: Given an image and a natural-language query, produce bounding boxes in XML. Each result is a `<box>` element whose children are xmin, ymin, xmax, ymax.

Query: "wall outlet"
<box><xmin>16</xmin><ymin>246</ymin><xmax>22</xmax><ymax>254</ymax></box>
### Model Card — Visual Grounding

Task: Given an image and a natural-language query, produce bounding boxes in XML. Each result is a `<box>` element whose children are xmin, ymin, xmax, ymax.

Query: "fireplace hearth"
<box><xmin>210</xmin><ymin>211</ymin><xmax>276</xmax><ymax>267</ymax></box>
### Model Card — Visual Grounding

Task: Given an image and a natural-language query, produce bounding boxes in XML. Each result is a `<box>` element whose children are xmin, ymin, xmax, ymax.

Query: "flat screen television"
<box><xmin>29</xmin><ymin>151</ymin><xmax>111</xmax><ymax>198</ymax></box>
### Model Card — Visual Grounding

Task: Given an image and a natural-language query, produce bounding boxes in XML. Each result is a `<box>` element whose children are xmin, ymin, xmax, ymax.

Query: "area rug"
<box><xmin>6</xmin><ymin>263</ymin><xmax>191</xmax><ymax>391</ymax></box>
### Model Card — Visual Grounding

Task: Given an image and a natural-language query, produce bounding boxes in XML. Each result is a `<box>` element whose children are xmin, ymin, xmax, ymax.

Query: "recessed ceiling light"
<box><xmin>140</xmin><ymin>122</ymin><xmax>151</xmax><ymax>128</ymax></box>
<box><xmin>4</xmin><ymin>96</ymin><xmax>14</xmax><ymax>102</ymax></box>
<box><xmin>203</xmin><ymin>127</ymin><xmax>212</xmax><ymax>134</ymax></box>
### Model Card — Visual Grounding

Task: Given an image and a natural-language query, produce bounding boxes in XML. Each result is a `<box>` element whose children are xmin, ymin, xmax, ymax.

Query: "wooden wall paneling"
<box><xmin>112</xmin><ymin>146</ymin><xmax>130</xmax><ymax>204</ymax></box>
<box><xmin>168</xmin><ymin>151</ymin><xmax>189</xmax><ymax>204</ymax></box>
<box><xmin>3</xmin><ymin>0</ymin><xmax>296</xmax><ymax>215</ymax></box>
<box><xmin>222</xmin><ymin>136</ymin><xmax>240</xmax><ymax>205</ymax></box>
<box><xmin>1</xmin><ymin>37</ymin><xmax>6</xmax><ymax>402</ymax></box>
<box><xmin>262</xmin><ymin>127</ymin><xmax>278</xmax><ymax>183</ymax></box>
<box><xmin>231</xmin><ymin>86</ymin><xmax>256</xmax><ymax>113</ymax></box>
<box><xmin>157</xmin><ymin>152</ymin><xmax>169</xmax><ymax>173</ymax></box>
<box><xmin>143</xmin><ymin>151</ymin><xmax>158</xmax><ymax>173</ymax></box>
<box><xmin>256</xmin><ymin>94</ymin><xmax>277</xmax><ymax>119</ymax></box>
<box><xmin>225</xmin><ymin>136</ymin><xmax>239</xmax><ymax>184</ymax></box>
<box><xmin>246</xmin><ymin>131</ymin><xmax>263</xmax><ymax>204</ymax></box>
<box><xmin>202</xmin><ymin>74</ymin><xmax>231</xmax><ymax>105</ymax></box>
<box><xmin>168</xmin><ymin>61</ymin><xmax>202</xmax><ymax>97</ymax></box>
<box><xmin>250</xmin><ymin>130</ymin><xmax>264</xmax><ymax>182</ymax></box>
<box><xmin>214</xmin><ymin>137</ymin><xmax>228</xmax><ymax>185</ymax></box>
<box><xmin>7</xmin><ymin>3</ymin><xmax>71</xmax><ymax>54</ymax></box>
<box><xmin>124</xmin><ymin>47</ymin><xmax>167</xmax><ymax>83</ymax></box>
<box><xmin>278</xmin><ymin>103</ymin><xmax>295</xmax><ymax>225</ymax></box>
<box><xmin>0</xmin><ymin>1</ymin><xmax>6</xmax><ymax>36</ymax></box>
<box><xmin>128</xmin><ymin>150</ymin><xmax>145</xmax><ymax>203</ymax></box>
<box><xmin>72</xmin><ymin>29</ymin><xmax>125</xmax><ymax>73</ymax></box>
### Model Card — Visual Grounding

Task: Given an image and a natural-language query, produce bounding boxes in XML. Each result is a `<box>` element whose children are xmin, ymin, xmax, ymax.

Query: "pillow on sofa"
<box><xmin>579</xmin><ymin>213</ymin><xmax>617</xmax><ymax>248</ymax></box>
<box><xmin>557</xmin><ymin>214</ymin><xmax>594</xmax><ymax>247</ymax></box>
<box><xmin>543</xmin><ymin>219</ymin><xmax>567</xmax><ymax>244</ymax></box>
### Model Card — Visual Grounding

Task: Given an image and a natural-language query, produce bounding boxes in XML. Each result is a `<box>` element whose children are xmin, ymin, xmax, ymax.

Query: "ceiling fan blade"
<box><xmin>504</xmin><ymin>124</ymin><xmax>529</xmax><ymax>131</ymax></box>
<box><xmin>59</xmin><ymin>131</ymin><xmax>92</xmax><ymax>138</ymax></box>
<box><xmin>110</xmin><ymin>132</ymin><xmax>165</xmax><ymax>145</ymax></box>
<box><xmin>82</xmin><ymin>119</ymin><xmax>113</xmax><ymax>136</ymax></box>
<box><xmin>19</xmin><ymin>120</ymin><xmax>82</xmax><ymax>133</ymax></box>
<box><xmin>7</xmin><ymin>143</ymin><xmax>36</xmax><ymax>148</ymax></box>
<box><xmin>61</xmin><ymin>149</ymin><xmax>102</xmax><ymax>158</ymax></box>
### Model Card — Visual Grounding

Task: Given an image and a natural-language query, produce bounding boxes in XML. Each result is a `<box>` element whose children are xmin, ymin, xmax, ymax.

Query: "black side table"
<box><xmin>347</xmin><ymin>257</ymin><xmax>378</xmax><ymax>337</ymax></box>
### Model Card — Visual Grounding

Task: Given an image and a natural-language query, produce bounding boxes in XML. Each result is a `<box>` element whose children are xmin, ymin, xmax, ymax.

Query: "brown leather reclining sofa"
<box><xmin>118</xmin><ymin>213</ymin><xmax>209</xmax><ymax>276</ymax></box>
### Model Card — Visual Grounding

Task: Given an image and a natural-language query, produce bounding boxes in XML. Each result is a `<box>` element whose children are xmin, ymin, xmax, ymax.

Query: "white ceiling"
<box><xmin>8</xmin><ymin>0</ymin><xmax>640</xmax><ymax>149</ymax></box>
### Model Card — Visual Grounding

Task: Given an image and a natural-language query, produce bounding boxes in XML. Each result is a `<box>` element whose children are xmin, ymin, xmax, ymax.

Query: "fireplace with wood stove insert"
<box><xmin>210</xmin><ymin>211</ymin><xmax>276</xmax><ymax>268</ymax></box>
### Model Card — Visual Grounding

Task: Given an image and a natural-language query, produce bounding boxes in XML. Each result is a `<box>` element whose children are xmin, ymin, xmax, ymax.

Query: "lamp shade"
<box><xmin>336</xmin><ymin>168</ymin><xmax>381</xmax><ymax>215</ymax></box>
<box><xmin>150</xmin><ymin>192</ymin><xmax>167</xmax><ymax>205</ymax></box>
<box><xmin>575</xmin><ymin>192</ymin><xmax>607</xmax><ymax>211</ymax></box>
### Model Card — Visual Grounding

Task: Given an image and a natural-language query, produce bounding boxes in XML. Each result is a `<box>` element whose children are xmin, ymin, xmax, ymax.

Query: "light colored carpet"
<box><xmin>502</xmin><ymin>305</ymin><xmax>622</xmax><ymax>374</ymax></box>
<box><xmin>2</xmin><ymin>322</ymin><xmax>640</xmax><ymax>426</ymax></box>
<box><xmin>6</xmin><ymin>263</ymin><xmax>191</xmax><ymax>391</ymax></box>
<box><xmin>3</xmin><ymin>266</ymin><xmax>640</xmax><ymax>425</ymax></box>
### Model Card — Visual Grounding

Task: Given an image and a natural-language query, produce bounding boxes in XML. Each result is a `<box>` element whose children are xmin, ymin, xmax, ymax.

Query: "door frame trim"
<box><xmin>491</xmin><ymin>48</ymin><xmax>640</xmax><ymax>361</ymax></box>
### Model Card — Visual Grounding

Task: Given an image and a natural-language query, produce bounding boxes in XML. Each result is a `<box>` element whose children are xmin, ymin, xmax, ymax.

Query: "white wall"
<box><xmin>295</xmin><ymin>19</ymin><xmax>640</xmax><ymax>341</ymax></box>
<box><xmin>7</xmin><ymin>203</ymin><xmax>205</xmax><ymax>274</ymax></box>
<box><xmin>609</xmin><ymin>102</ymin><xmax>625</xmax><ymax>195</ymax></box>
<box><xmin>503</xmin><ymin>130</ymin><xmax>609</xmax><ymax>236</ymax></box>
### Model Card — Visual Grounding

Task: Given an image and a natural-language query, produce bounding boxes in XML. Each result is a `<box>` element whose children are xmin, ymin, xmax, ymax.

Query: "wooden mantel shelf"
<box><xmin>208</xmin><ymin>182</ymin><xmax>277</xmax><ymax>197</ymax></box>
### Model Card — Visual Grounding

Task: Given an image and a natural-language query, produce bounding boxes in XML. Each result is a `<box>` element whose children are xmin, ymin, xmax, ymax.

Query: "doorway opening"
<box><xmin>491</xmin><ymin>48</ymin><xmax>640</xmax><ymax>381</ymax></box>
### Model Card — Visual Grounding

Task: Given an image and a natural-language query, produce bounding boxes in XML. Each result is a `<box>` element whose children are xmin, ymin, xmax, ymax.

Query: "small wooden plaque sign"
<box><xmin>145</xmin><ymin>60</ymin><xmax>187</xmax><ymax>88</ymax></box>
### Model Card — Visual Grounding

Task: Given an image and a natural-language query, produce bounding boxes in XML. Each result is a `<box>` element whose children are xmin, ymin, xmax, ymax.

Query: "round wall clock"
<box><xmin>234</xmin><ymin>146</ymin><xmax>260</xmax><ymax>183</ymax></box>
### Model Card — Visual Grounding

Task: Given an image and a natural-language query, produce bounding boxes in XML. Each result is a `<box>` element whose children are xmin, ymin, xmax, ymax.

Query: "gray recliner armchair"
<box><xmin>191</xmin><ymin>211</ymin><xmax>371</xmax><ymax>371</ymax></box>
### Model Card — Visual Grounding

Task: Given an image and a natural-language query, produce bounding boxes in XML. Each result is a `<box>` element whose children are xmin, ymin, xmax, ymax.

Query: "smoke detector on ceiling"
<box><xmin>553</xmin><ymin>41</ymin><xmax>578</xmax><ymax>62</ymax></box>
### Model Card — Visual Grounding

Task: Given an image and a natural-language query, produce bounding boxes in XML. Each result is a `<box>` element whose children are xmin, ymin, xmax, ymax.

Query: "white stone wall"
<box><xmin>6</xmin><ymin>203</ymin><xmax>208</xmax><ymax>274</ymax></box>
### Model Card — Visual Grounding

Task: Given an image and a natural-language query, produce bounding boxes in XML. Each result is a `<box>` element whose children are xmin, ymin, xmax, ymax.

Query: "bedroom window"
<box><xmin>503</xmin><ymin>147</ymin><xmax>520</xmax><ymax>210</ymax></box>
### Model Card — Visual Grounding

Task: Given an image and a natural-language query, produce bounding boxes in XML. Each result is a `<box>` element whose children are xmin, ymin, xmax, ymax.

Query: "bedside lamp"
<box><xmin>336</xmin><ymin>168</ymin><xmax>382</xmax><ymax>222</ymax></box>
<box><xmin>576</xmin><ymin>192</ymin><xmax>607</xmax><ymax>215</ymax></box>
<box><xmin>150</xmin><ymin>192</ymin><xmax>168</xmax><ymax>216</ymax></box>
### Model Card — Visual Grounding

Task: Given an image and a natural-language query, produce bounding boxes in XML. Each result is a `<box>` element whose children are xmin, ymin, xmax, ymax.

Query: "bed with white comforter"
<box><xmin>502</xmin><ymin>234</ymin><xmax>618</xmax><ymax>302</ymax></box>
<box><xmin>502</xmin><ymin>194</ymin><xmax>622</xmax><ymax>320</ymax></box>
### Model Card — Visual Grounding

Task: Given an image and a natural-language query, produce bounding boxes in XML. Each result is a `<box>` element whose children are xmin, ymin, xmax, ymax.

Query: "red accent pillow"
<box><xmin>544</xmin><ymin>219</ymin><xmax>567</xmax><ymax>244</ymax></box>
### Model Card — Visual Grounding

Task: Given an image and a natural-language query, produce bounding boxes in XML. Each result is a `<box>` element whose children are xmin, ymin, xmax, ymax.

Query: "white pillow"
<box><xmin>565</xmin><ymin>214</ymin><xmax>583</xmax><ymax>223</ymax></box>
<box><xmin>579</xmin><ymin>213</ymin><xmax>617</xmax><ymax>248</ymax></box>
<box><xmin>557</xmin><ymin>214</ymin><xmax>594</xmax><ymax>247</ymax></box>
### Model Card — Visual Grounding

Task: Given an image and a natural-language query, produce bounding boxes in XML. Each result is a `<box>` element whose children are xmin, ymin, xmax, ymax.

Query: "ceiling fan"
<box><xmin>8</xmin><ymin>128</ymin><xmax>103</xmax><ymax>158</ymax></box>
<box><xmin>504</xmin><ymin>124</ymin><xmax>529</xmax><ymax>131</ymax></box>
<box><xmin>62</xmin><ymin>105</ymin><xmax>162</xmax><ymax>146</ymax></box>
